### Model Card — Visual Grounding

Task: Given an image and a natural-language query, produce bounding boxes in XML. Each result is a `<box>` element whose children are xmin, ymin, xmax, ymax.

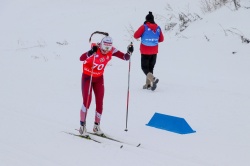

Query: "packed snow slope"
<box><xmin>0</xmin><ymin>0</ymin><xmax>250</xmax><ymax>166</ymax></box>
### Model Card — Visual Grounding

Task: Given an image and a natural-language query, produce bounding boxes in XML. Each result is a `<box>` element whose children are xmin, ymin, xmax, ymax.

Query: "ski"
<box><xmin>63</xmin><ymin>131</ymin><xmax>101</xmax><ymax>143</ymax></box>
<box><xmin>71</xmin><ymin>129</ymin><xmax>141</xmax><ymax>148</ymax></box>
<box><xmin>87</xmin><ymin>132</ymin><xmax>122</xmax><ymax>143</ymax></box>
<box><xmin>87</xmin><ymin>132</ymin><xmax>141</xmax><ymax>148</ymax></box>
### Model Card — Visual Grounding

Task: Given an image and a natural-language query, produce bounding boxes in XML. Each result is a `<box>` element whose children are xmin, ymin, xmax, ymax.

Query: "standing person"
<box><xmin>79</xmin><ymin>31</ymin><xmax>134</xmax><ymax>136</ymax></box>
<box><xmin>134</xmin><ymin>11</ymin><xmax>164</xmax><ymax>91</ymax></box>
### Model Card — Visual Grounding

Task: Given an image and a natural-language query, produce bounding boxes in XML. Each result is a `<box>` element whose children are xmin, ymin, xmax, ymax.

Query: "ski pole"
<box><xmin>84</xmin><ymin>53</ymin><xmax>96</xmax><ymax>123</ymax></box>
<box><xmin>125</xmin><ymin>42</ymin><xmax>133</xmax><ymax>132</ymax></box>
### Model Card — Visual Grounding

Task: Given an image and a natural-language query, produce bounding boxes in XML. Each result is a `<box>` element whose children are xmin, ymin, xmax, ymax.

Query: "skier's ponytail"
<box><xmin>89</xmin><ymin>31</ymin><xmax>109</xmax><ymax>43</ymax></box>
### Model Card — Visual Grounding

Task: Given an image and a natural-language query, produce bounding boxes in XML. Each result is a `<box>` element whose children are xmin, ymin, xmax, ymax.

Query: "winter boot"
<box><xmin>147</xmin><ymin>72</ymin><xmax>154</xmax><ymax>89</ymax></box>
<box><xmin>143</xmin><ymin>76</ymin><xmax>151</xmax><ymax>89</ymax></box>
<box><xmin>147</xmin><ymin>72</ymin><xmax>159</xmax><ymax>91</ymax></box>
<box><xmin>79</xmin><ymin>121</ymin><xmax>88</xmax><ymax>136</ymax></box>
<box><xmin>93</xmin><ymin>122</ymin><xmax>104</xmax><ymax>136</ymax></box>
<box><xmin>154</xmin><ymin>77</ymin><xmax>159</xmax><ymax>84</ymax></box>
<box><xmin>152</xmin><ymin>77</ymin><xmax>159</xmax><ymax>91</ymax></box>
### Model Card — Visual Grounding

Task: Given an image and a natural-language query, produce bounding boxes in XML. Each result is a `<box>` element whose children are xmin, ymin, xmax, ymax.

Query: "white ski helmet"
<box><xmin>100</xmin><ymin>36</ymin><xmax>113</xmax><ymax>52</ymax></box>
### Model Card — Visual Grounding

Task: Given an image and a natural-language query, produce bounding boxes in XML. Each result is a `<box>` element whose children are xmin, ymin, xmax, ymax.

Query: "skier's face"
<box><xmin>100</xmin><ymin>41</ymin><xmax>112</xmax><ymax>54</ymax></box>
<box><xmin>100</xmin><ymin>48</ymin><xmax>109</xmax><ymax>54</ymax></box>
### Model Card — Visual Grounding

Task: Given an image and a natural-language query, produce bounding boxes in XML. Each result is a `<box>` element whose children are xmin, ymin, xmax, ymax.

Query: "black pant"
<box><xmin>141</xmin><ymin>54</ymin><xmax>157</xmax><ymax>75</ymax></box>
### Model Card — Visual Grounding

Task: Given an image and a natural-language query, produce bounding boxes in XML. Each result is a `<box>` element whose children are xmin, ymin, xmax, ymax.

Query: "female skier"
<box><xmin>79</xmin><ymin>31</ymin><xmax>134</xmax><ymax>136</ymax></box>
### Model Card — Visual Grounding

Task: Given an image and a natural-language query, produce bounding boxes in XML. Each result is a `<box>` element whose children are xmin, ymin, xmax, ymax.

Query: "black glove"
<box><xmin>88</xmin><ymin>46</ymin><xmax>98</xmax><ymax>56</ymax></box>
<box><xmin>127</xmin><ymin>44</ymin><xmax>134</xmax><ymax>54</ymax></box>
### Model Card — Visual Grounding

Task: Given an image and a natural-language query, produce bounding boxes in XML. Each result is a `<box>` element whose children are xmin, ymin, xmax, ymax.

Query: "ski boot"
<box><xmin>79</xmin><ymin>121</ymin><xmax>88</xmax><ymax>136</ymax></box>
<box><xmin>93</xmin><ymin>123</ymin><xmax>104</xmax><ymax>136</ymax></box>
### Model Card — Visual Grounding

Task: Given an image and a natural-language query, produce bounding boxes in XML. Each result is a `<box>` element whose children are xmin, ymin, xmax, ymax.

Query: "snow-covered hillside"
<box><xmin>1</xmin><ymin>0</ymin><xmax>250</xmax><ymax>166</ymax></box>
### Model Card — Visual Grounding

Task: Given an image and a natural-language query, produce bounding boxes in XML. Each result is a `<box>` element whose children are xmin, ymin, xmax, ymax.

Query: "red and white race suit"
<box><xmin>79</xmin><ymin>43</ymin><xmax>130</xmax><ymax>124</ymax></box>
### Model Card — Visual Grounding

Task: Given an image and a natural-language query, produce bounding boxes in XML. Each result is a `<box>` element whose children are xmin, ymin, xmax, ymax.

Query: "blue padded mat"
<box><xmin>146</xmin><ymin>112</ymin><xmax>196</xmax><ymax>134</ymax></box>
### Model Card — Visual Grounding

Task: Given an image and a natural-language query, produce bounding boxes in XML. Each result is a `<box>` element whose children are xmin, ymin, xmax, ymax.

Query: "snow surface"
<box><xmin>1</xmin><ymin>0</ymin><xmax>250</xmax><ymax>165</ymax></box>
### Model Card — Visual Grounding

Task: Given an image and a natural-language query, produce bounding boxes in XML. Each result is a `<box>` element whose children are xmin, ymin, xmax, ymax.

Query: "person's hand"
<box><xmin>127</xmin><ymin>43</ymin><xmax>134</xmax><ymax>54</ymax></box>
<box><xmin>92</xmin><ymin>46</ymin><xmax>98</xmax><ymax>52</ymax></box>
<box><xmin>88</xmin><ymin>46</ymin><xmax>98</xmax><ymax>56</ymax></box>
